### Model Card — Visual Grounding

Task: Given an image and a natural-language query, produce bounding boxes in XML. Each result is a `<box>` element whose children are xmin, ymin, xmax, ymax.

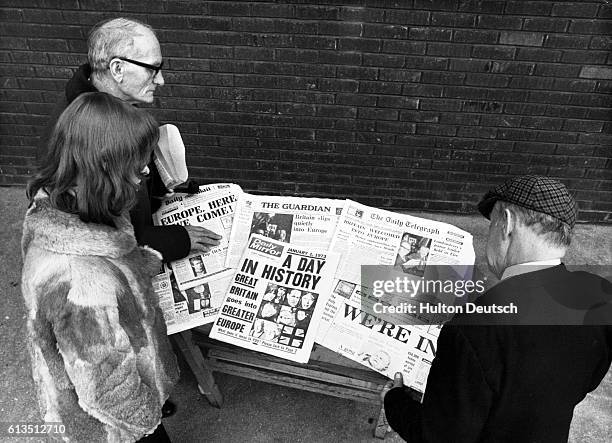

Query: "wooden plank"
<box><xmin>210</xmin><ymin>360</ymin><xmax>381</xmax><ymax>403</ymax></box>
<box><xmin>192</xmin><ymin>325</ymin><xmax>369</xmax><ymax>369</ymax></box>
<box><xmin>192</xmin><ymin>333</ymin><xmax>388</xmax><ymax>384</ymax></box>
<box><xmin>374</xmin><ymin>407</ymin><xmax>390</xmax><ymax>439</ymax></box>
<box><xmin>208</xmin><ymin>348</ymin><xmax>385</xmax><ymax>391</ymax></box>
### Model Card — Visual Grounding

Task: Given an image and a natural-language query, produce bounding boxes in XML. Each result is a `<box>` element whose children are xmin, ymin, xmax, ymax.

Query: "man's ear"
<box><xmin>503</xmin><ymin>208</ymin><xmax>514</xmax><ymax>237</ymax></box>
<box><xmin>108</xmin><ymin>58</ymin><xmax>124</xmax><ymax>82</ymax></box>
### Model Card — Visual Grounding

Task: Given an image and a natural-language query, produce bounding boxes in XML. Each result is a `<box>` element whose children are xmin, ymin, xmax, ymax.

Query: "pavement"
<box><xmin>1</xmin><ymin>185</ymin><xmax>610</xmax><ymax>442</ymax></box>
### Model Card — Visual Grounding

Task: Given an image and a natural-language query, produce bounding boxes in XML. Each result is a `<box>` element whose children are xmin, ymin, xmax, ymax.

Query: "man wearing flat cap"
<box><xmin>383</xmin><ymin>175</ymin><xmax>612</xmax><ymax>442</ymax></box>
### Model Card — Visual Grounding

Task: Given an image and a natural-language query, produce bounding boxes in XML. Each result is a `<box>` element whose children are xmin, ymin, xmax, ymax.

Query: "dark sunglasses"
<box><xmin>115</xmin><ymin>57</ymin><xmax>163</xmax><ymax>77</ymax></box>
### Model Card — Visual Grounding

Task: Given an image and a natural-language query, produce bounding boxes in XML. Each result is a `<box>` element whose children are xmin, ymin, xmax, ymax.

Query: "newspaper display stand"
<box><xmin>155</xmin><ymin>188</ymin><xmax>474</xmax><ymax>439</ymax></box>
<box><xmin>172</xmin><ymin>325</ymin><xmax>422</xmax><ymax>439</ymax></box>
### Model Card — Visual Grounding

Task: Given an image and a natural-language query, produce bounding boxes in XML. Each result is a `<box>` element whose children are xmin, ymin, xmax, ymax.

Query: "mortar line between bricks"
<box><xmin>8</xmin><ymin>64</ymin><xmax>612</xmax><ymax>79</ymax></box>
<box><xmin>9</xmin><ymin>79</ymin><xmax>610</xmax><ymax>103</ymax></box>
<box><xmin>2</xmin><ymin>119</ymin><xmax>607</xmax><ymax>146</ymax></box>
<box><xmin>6</xmin><ymin>10</ymin><xmax>609</xmax><ymax>26</ymax></box>
<box><xmin>1</xmin><ymin>110</ymin><xmax>610</xmax><ymax>131</ymax></box>
<box><xmin>1</xmin><ymin>105</ymin><xmax>610</xmax><ymax>126</ymax></box>
<box><xmin>183</xmin><ymin>150</ymin><xmax>609</xmax><ymax>163</ymax></box>
<box><xmin>2</xmin><ymin>27</ymin><xmax>611</xmax><ymax>42</ymax></box>
<box><xmin>2</xmin><ymin>106</ymin><xmax>610</xmax><ymax>123</ymax></box>
<box><xmin>5</xmin><ymin>58</ymin><xmax>612</xmax><ymax>81</ymax></box>
<box><xmin>4</xmin><ymin>43</ymin><xmax>611</xmax><ymax>60</ymax></box>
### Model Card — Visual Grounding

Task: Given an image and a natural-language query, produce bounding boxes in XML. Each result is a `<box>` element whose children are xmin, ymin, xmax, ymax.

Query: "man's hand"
<box><xmin>184</xmin><ymin>226</ymin><xmax>222</xmax><ymax>253</ymax></box>
<box><xmin>381</xmin><ymin>372</ymin><xmax>405</xmax><ymax>402</ymax></box>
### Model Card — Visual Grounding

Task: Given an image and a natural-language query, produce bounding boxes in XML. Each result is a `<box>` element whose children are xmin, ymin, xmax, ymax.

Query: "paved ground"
<box><xmin>1</xmin><ymin>185</ymin><xmax>610</xmax><ymax>442</ymax></box>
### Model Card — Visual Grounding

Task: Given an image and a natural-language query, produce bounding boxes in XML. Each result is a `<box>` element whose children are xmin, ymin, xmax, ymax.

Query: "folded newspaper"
<box><xmin>315</xmin><ymin>200</ymin><xmax>475</xmax><ymax>393</ymax></box>
<box><xmin>153</xmin><ymin>183</ymin><xmax>243</xmax><ymax>291</ymax></box>
<box><xmin>152</xmin><ymin>265</ymin><xmax>234</xmax><ymax>335</ymax></box>
<box><xmin>225</xmin><ymin>193</ymin><xmax>346</xmax><ymax>269</ymax></box>
<box><xmin>210</xmin><ymin>234</ymin><xmax>340</xmax><ymax>363</ymax></box>
<box><xmin>154</xmin><ymin>124</ymin><xmax>188</xmax><ymax>191</ymax></box>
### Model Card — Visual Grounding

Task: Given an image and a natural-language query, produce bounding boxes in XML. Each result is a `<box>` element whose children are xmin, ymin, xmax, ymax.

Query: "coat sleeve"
<box><xmin>383</xmin><ymin>388</ymin><xmax>425</xmax><ymax>441</ymax></box>
<box><xmin>130</xmin><ymin>173</ymin><xmax>191</xmax><ymax>262</ymax></box>
<box><xmin>51</xmin><ymin>287</ymin><xmax>161</xmax><ymax>438</ymax></box>
<box><xmin>384</xmin><ymin>325</ymin><xmax>493</xmax><ymax>442</ymax></box>
<box><xmin>133</xmin><ymin>223</ymin><xmax>191</xmax><ymax>262</ymax></box>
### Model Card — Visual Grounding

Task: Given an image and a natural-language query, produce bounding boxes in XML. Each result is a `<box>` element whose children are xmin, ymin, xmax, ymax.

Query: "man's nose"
<box><xmin>154</xmin><ymin>71</ymin><xmax>164</xmax><ymax>86</ymax></box>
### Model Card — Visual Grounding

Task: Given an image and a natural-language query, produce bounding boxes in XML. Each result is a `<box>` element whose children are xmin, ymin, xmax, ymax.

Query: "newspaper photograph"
<box><xmin>224</xmin><ymin>194</ymin><xmax>346</xmax><ymax>269</ymax></box>
<box><xmin>152</xmin><ymin>264</ymin><xmax>234</xmax><ymax>335</ymax></box>
<box><xmin>153</xmin><ymin>183</ymin><xmax>243</xmax><ymax>290</ymax></box>
<box><xmin>210</xmin><ymin>234</ymin><xmax>340</xmax><ymax>363</ymax></box>
<box><xmin>316</xmin><ymin>200</ymin><xmax>476</xmax><ymax>393</ymax></box>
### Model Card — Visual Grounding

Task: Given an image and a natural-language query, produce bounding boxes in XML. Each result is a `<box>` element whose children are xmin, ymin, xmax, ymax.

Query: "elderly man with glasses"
<box><xmin>87</xmin><ymin>18</ymin><xmax>165</xmax><ymax>105</ymax></box>
<box><xmin>37</xmin><ymin>17</ymin><xmax>221</xmax><ymax>264</ymax></box>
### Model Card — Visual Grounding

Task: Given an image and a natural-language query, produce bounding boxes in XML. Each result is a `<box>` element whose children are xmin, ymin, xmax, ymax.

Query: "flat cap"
<box><xmin>477</xmin><ymin>175</ymin><xmax>577</xmax><ymax>228</ymax></box>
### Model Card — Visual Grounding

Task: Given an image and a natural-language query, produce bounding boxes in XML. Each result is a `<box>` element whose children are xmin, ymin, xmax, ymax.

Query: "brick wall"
<box><xmin>1</xmin><ymin>1</ymin><xmax>611</xmax><ymax>221</ymax></box>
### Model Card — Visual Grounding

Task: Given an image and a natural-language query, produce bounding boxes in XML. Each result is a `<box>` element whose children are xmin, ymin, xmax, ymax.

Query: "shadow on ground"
<box><xmin>1</xmin><ymin>186</ymin><xmax>610</xmax><ymax>442</ymax></box>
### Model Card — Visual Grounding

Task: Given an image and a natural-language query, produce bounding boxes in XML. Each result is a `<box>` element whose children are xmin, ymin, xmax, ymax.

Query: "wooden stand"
<box><xmin>173</xmin><ymin>325</ymin><xmax>421</xmax><ymax>439</ymax></box>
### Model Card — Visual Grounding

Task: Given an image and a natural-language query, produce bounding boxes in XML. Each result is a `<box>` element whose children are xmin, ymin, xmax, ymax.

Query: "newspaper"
<box><xmin>154</xmin><ymin>124</ymin><xmax>188</xmax><ymax>190</ymax></box>
<box><xmin>224</xmin><ymin>194</ymin><xmax>346</xmax><ymax>269</ymax></box>
<box><xmin>153</xmin><ymin>183</ymin><xmax>243</xmax><ymax>290</ymax></box>
<box><xmin>152</xmin><ymin>265</ymin><xmax>234</xmax><ymax>335</ymax></box>
<box><xmin>316</xmin><ymin>200</ymin><xmax>476</xmax><ymax>393</ymax></box>
<box><xmin>210</xmin><ymin>234</ymin><xmax>340</xmax><ymax>363</ymax></box>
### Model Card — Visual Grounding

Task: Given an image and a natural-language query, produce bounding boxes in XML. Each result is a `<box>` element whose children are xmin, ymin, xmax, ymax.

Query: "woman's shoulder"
<box><xmin>22</xmin><ymin>249</ymin><xmax>124</xmax><ymax>309</ymax></box>
<box><xmin>22</xmin><ymin>193</ymin><xmax>137</xmax><ymax>259</ymax></box>
<box><xmin>21</xmin><ymin>247</ymin><xmax>71</xmax><ymax>307</ymax></box>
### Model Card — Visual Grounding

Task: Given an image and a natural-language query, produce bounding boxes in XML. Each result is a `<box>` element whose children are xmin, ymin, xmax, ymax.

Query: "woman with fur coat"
<box><xmin>22</xmin><ymin>92</ymin><xmax>179</xmax><ymax>442</ymax></box>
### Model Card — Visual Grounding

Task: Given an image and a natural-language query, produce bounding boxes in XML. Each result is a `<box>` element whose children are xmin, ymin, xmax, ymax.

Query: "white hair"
<box><xmin>87</xmin><ymin>17</ymin><xmax>155</xmax><ymax>73</ymax></box>
<box><xmin>493</xmin><ymin>201</ymin><xmax>573</xmax><ymax>247</ymax></box>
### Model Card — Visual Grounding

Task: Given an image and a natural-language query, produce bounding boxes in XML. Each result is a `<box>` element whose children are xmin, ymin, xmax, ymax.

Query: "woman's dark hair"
<box><xmin>27</xmin><ymin>92</ymin><xmax>159</xmax><ymax>226</ymax></box>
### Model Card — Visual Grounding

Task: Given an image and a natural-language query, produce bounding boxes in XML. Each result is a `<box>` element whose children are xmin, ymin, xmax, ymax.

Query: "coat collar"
<box><xmin>65</xmin><ymin>63</ymin><xmax>97</xmax><ymax>104</ymax></box>
<box><xmin>22</xmin><ymin>192</ymin><xmax>137</xmax><ymax>258</ymax></box>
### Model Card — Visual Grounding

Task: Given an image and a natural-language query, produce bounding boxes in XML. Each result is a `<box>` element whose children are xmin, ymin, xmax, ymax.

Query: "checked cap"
<box><xmin>477</xmin><ymin>175</ymin><xmax>577</xmax><ymax>228</ymax></box>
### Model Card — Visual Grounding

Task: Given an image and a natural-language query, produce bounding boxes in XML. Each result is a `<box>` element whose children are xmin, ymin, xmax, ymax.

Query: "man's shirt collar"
<box><xmin>501</xmin><ymin>258</ymin><xmax>561</xmax><ymax>281</ymax></box>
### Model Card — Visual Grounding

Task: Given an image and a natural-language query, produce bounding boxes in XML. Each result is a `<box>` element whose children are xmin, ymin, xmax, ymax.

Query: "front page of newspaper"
<box><xmin>210</xmin><ymin>234</ymin><xmax>340</xmax><ymax>363</ymax></box>
<box><xmin>224</xmin><ymin>194</ymin><xmax>346</xmax><ymax>269</ymax></box>
<box><xmin>153</xmin><ymin>183</ymin><xmax>242</xmax><ymax>290</ymax></box>
<box><xmin>316</xmin><ymin>200</ymin><xmax>475</xmax><ymax>393</ymax></box>
<box><xmin>152</xmin><ymin>265</ymin><xmax>234</xmax><ymax>335</ymax></box>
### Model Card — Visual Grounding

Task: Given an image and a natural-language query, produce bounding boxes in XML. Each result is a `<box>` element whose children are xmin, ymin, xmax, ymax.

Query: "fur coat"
<box><xmin>21</xmin><ymin>192</ymin><xmax>179</xmax><ymax>442</ymax></box>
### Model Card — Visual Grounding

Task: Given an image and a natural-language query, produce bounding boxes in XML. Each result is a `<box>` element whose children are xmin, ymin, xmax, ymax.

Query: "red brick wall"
<box><xmin>1</xmin><ymin>1</ymin><xmax>611</xmax><ymax>221</ymax></box>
